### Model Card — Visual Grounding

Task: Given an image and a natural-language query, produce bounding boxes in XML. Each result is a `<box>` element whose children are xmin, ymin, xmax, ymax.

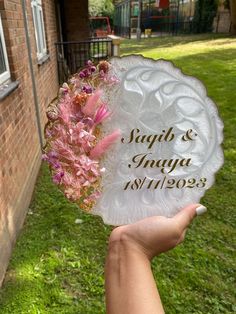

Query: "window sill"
<box><xmin>0</xmin><ymin>80</ymin><xmax>19</xmax><ymax>101</ymax></box>
<box><xmin>37</xmin><ymin>54</ymin><xmax>50</xmax><ymax>66</ymax></box>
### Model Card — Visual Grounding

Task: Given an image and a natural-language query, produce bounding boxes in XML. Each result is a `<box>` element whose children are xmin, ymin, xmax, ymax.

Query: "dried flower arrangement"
<box><xmin>43</xmin><ymin>60</ymin><xmax>120</xmax><ymax>211</ymax></box>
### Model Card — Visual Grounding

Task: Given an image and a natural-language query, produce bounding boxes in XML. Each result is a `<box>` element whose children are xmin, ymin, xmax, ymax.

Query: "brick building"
<box><xmin>0</xmin><ymin>0</ymin><xmax>89</xmax><ymax>286</ymax></box>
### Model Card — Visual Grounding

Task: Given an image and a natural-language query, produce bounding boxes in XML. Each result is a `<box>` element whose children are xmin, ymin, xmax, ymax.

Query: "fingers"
<box><xmin>173</xmin><ymin>203</ymin><xmax>207</xmax><ymax>231</ymax></box>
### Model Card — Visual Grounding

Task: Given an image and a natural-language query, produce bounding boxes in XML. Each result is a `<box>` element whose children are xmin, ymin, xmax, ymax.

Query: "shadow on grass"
<box><xmin>121</xmin><ymin>33</ymin><xmax>235</xmax><ymax>55</ymax></box>
<box><xmin>0</xmin><ymin>164</ymin><xmax>111</xmax><ymax>313</ymax></box>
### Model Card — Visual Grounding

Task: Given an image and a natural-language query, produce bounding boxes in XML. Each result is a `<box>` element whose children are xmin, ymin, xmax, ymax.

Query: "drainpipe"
<box><xmin>21</xmin><ymin>0</ymin><xmax>44</xmax><ymax>149</ymax></box>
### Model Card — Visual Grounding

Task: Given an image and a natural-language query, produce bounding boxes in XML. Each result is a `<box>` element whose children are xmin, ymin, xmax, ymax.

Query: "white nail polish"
<box><xmin>196</xmin><ymin>205</ymin><xmax>207</xmax><ymax>216</ymax></box>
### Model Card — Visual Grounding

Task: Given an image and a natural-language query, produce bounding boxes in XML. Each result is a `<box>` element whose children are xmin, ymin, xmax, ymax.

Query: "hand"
<box><xmin>109</xmin><ymin>204</ymin><xmax>206</xmax><ymax>260</ymax></box>
<box><xmin>106</xmin><ymin>204</ymin><xmax>207</xmax><ymax>314</ymax></box>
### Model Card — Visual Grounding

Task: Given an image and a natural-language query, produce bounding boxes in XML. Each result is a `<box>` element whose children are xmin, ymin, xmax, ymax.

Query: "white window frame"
<box><xmin>31</xmin><ymin>0</ymin><xmax>47</xmax><ymax>61</ymax></box>
<box><xmin>0</xmin><ymin>14</ymin><xmax>10</xmax><ymax>85</ymax></box>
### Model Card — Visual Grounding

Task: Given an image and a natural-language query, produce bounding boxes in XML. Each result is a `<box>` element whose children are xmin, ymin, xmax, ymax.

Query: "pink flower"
<box><xmin>77</xmin><ymin>154</ymin><xmax>99</xmax><ymax>173</ymax></box>
<box><xmin>58</xmin><ymin>95</ymin><xmax>73</xmax><ymax>124</ymax></box>
<box><xmin>84</xmin><ymin>191</ymin><xmax>101</xmax><ymax>204</ymax></box>
<box><xmin>90</xmin><ymin>129</ymin><xmax>121</xmax><ymax>159</ymax></box>
<box><xmin>52</xmin><ymin>171</ymin><xmax>64</xmax><ymax>184</ymax></box>
<box><xmin>51</xmin><ymin>139</ymin><xmax>76</xmax><ymax>161</ymax></box>
<box><xmin>82</xmin><ymin>89</ymin><xmax>102</xmax><ymax>117</ymax></box>
<box><xmin>67</xmin><ymin>122</ymin><xmax>93</xmax><ymax>147</ymax></box>
<box><xmin>94</xmin><ymin>103</ymin><xmax>110</xmax><ymax>124</ymax></box>
<box><xmin>42</xmin><ymin>151</ymin><xmax>61</xmax><ymax>169</ymax></box>
<box><xmin>82</xmin><ymin>85</ymin><xmax>93</xmax><ymax>94</ymax></box>
<box><xmin>82</xmin><ymin>117</ymin><xmax>94</xmax><ymax>128</ymax></box>
<box><xmin>86</xmin><ymin>60</ymin><xmax>93</xmax><ymax>67</ymax></box>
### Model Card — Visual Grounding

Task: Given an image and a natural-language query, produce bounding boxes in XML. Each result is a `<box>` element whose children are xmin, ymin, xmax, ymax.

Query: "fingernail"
<box><xmin>196</xmin><ymin>205</ymin><xmax>207</xmax><ymax>216</ymax></box>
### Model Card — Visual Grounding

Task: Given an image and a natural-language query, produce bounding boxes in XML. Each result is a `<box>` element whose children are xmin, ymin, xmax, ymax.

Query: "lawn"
<box><xmin>0</xmin><ymin>34</ymin><xmax>236</xmax><ymax>313</ymax></box>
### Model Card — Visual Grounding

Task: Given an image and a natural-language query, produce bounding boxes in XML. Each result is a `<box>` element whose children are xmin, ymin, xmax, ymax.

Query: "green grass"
<box><xmin>0</xmin><ymin>34</ymin><xmax>236</xmax><ymax>313</ymax></box>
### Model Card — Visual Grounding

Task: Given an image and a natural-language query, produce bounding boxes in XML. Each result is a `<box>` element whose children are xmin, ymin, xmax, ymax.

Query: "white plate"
<box><xmin>92</xmin><ymin>56</ymin><xmax>224</xmax><ymax>225</ymax></box>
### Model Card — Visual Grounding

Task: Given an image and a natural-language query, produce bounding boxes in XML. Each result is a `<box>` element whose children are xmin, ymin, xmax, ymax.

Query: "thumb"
<box><xmin>173</xmin><ymin>204</ymin><xmax>207</xmax><ymax>230</ymax></box>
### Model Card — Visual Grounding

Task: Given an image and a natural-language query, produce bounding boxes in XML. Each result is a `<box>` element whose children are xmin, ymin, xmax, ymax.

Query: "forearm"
<box><xmin>105</xmin><ymin>232</ymin><xmax>165</xmax><ymax>314</ymax></box>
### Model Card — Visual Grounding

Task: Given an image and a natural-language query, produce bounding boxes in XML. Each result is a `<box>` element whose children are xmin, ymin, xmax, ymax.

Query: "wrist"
<box><xmin>108</xmin><ymin>227</ymin><xmax>153</xmax><ymax>262</ymax></box>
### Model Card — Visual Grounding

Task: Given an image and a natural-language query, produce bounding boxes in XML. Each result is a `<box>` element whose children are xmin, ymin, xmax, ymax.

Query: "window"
<box><xmin>31</xmin><ymin>0</ymin><xmax>47</xmax><ymax>60</ymax></box>
<box><xmin>0</xmin><ymin>14</ymin><xmax>10</xmax><ymax>85</ymax></box>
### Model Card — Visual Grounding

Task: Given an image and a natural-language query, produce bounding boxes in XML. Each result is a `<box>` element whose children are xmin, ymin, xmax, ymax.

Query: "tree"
<box><xmin>229</xmin><ymin>0</ymin><xmax>236</xmax><ymax>34</ymax></box>
<box><xmin>193</xmin><ymin>0</ymin><xmax>218</xmax><ymax>33</ymax></box>
<box><xmin>89</xmin><ymin>0</ymin><xmax>114</xmax><ymax>17</ymax></box>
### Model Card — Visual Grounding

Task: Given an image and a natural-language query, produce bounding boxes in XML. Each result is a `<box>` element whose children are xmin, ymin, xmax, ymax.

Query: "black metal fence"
<box><xmin>114</xmin><ymin>26</ymin><xmax>131</xmax><ymax>38</ymax></box>
<box><xmin>55</xmin><ymin>38</ymin><xmax>113</xmax><ymax>84</ymax></box>
<box><xmin>145</xmin><ymin>21</ymin><xmax>197</xmax><ymax>35</ymax></box>
<box><xmin>114</xmin><ymin>0</ymin><xmax>131</xmax><ymax>38</ymax></box>
<box><xmin>115</xmin><ymin>19</ymin><xmax>206</xmax><ymax>38</ymax></box>
<box><xmin>125</xmin><ymin>20</ymin><xmax>200</xmax><ymax>37</ymax></box>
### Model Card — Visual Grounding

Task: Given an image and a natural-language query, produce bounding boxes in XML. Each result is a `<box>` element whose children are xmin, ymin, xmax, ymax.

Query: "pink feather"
<box><xmin>94</xmin><ymin>103</ymin><xmax>111</xmax><ymax>124</ymax></box>
<box><xmin>82</xmin><ymin>89</ymin><xmax>102</xmax><ymax>117</ymax></box>
<box><xmin>90</xmin><ymin>130</ymin><xmax>121</xmax><ymax>159</ymax></box>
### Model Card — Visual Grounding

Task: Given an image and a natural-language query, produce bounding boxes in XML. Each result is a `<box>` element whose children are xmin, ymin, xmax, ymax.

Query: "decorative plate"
<box><xmin>44</xmin><ymin>56</ymin><xmax>224</xmax><ymax>225</ymax></box>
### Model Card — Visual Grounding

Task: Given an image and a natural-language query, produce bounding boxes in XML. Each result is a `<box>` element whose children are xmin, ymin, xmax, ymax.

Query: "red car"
<box><xmin>89</xmin><ymin>16</ymin><xmax>112</xmax><ymax>38</ymax></box>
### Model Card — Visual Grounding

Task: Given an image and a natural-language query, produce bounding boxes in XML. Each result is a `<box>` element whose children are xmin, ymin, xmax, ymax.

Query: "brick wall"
<box><xmin>0</xmin><ymin>0</ymin><xmax>59</xmax><ymax>286</ymax></box>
